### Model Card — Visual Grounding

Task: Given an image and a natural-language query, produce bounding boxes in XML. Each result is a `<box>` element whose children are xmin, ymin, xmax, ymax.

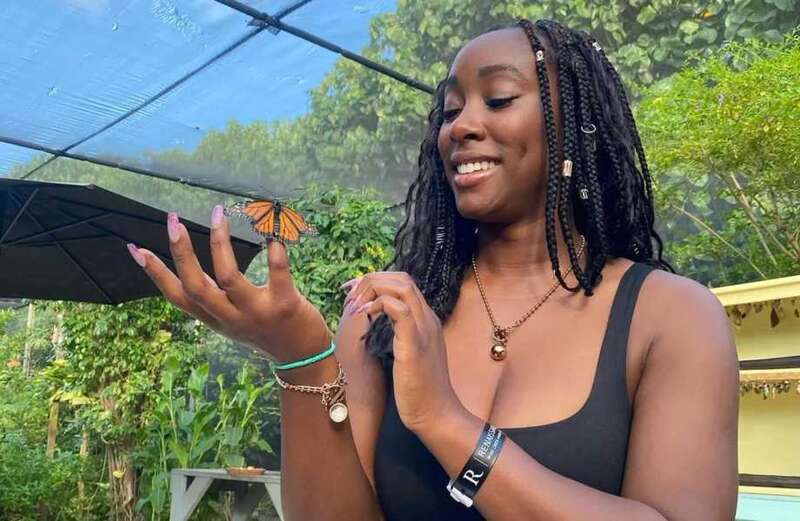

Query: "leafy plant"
<box><xmin>135</xmin><ymin>357</ymin><xmax>275</xmax><ymax>520</ymax></box>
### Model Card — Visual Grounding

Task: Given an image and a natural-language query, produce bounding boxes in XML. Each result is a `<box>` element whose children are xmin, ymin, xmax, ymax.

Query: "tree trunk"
<box><xmin>78</xmin><ymin>430</ymin><xmax>89</xmax><ymax>499</ymax></box>
<box><xmin>46</xmin><ymin>313</ymin><xmax>65</xmax><ymax>458</ymax></box>
<box><xmin>107</xmin><ymin>442</ymin><xmax>138</xmax><ymax>521</ymax></box>
<box><xmin>22</xmin><ymin>303</ymin><xmax>35</xmax><ymax>377</ymax></box>
<box><xmin>102</xmin><ymin>395</ymin><xmax>139</xmax><ymax>521</ymax></box>
<box><xmin>45</xmin><ymin>401</ymin><xmax>59</xmax><ymax>458</ymax></box>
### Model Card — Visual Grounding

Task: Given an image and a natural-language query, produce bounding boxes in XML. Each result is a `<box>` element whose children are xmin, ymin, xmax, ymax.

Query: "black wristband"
<box><xmin>446</xmin><ymin>422</ymin><xmax>506</xmax><ymax>508</ymax></box>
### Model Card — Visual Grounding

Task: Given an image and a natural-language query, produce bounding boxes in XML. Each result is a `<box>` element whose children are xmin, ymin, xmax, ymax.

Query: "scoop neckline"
<box><xmin>497</xmin><ymin>262</ymin><xmax>640</xmax><ymax>432</ymax></box>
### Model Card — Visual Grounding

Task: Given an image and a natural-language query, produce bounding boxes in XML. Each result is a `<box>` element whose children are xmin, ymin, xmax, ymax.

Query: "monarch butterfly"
<box><xmin>225</xmin><ymin>200</ymin><xmax>316</xmax><ymax>244</ymax></box>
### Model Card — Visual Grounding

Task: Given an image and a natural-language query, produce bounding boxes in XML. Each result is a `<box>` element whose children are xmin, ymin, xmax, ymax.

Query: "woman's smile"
<box><xmin>452</xmin><ymin>162</ymin><xmax>500</xmax><ymax>188</ymax></box>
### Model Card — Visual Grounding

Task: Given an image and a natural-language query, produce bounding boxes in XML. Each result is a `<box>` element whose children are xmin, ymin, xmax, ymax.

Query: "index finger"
<box><xmin>209</xmin><ymin>204</ymin><xmax>259</xmax><ymax>308</ymax></box>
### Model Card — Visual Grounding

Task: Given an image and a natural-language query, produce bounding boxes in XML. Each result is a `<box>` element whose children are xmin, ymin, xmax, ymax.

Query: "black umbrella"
<box><xmin>0</xmin><ymin>178</ymin><xmax>262</xmax><ymax>304</ymax></box>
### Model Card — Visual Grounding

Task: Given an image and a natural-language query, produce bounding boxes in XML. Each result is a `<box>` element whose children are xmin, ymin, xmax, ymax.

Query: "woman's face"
<box><xmin>437</xmin><ymin>27</ymin><xmax>556</xmax><ymax>223</ymax></box>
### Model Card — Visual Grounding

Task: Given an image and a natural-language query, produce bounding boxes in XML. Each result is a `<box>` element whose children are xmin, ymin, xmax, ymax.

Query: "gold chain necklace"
<box><xmin>471</xmin><ymin>236</ymin><xmax>586</xmax><ymax>361</ymax></box>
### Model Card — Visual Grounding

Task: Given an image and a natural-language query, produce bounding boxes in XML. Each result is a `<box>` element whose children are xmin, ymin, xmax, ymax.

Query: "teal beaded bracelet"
<box><xmin>272</xmin><ymin>342</ymin><xmax>336</xmax><ymax>371</ymax></box>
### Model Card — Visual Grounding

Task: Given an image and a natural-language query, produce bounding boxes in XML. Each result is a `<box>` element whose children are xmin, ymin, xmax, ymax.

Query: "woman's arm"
<box><xmin>279</xmin><ymin>310</ymin><xmax>387</xmax><ymax>520</ymax></box>
<box><xmin>135</xmin><ymin>211</ymin><xmax>388</xmax><ymax>520</ymax></box>
<box><xmin>413</xmin><ymin>272</ymin><xmax>739</xmax><ymax>520</ymax></box>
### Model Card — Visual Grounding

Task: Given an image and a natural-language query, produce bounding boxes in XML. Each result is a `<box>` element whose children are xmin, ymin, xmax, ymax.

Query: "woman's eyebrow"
<box><xmin>444</xmin><ymin>63</ymin><xmax>527</xmax><ymax>91</ymax></box>
<box><xmin>478</xmin><ymin>63</ymin><xmax>526</xmax><ymax>80</ymax></box>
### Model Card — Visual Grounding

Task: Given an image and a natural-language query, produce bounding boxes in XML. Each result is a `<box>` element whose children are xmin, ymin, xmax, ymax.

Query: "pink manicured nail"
<box><xmin>356</xmin><ymin>300</ymin><xmax>373</xmax><ymax>314</ymax></box>
<box><xmin>345</xmin><ymin>287</ymin><xmax>358</xmax><ymax>305</ymax></box>
<box><xmin>211</xmin><ymin>205</ymin><xmax>224</xmax><ymax>229</ymax></box>
<box><xmin>167</xmin><ymin>212</ymin><xmax>180</xmax><ymax>242</ymax></box>
<box><xmin>340</xmin><ymin>278</ymin><xmax>358</xmax><ymax>290</ymax></box>
<box><xmin>127</xmin><ymin>243</ymin><xmax>146</xmax><ymax>267</ymax></box>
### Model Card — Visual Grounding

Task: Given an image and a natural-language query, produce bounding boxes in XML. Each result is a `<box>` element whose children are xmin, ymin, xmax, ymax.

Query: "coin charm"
<box><xmin>328</xmin><ymin>402</ymin><xmax>349</xmax><ymax>423</ymax></box>
<box><xmin>325</xmin><ymin>385</ymin><xmax>348</xmax><ymax>423</ymax></box>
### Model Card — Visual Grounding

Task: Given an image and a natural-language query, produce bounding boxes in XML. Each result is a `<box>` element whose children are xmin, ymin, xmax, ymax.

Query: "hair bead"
<box><xmin>562</xmin><ymin>160</ymin><xmax>573</xmax><ymax>177</ymax></box>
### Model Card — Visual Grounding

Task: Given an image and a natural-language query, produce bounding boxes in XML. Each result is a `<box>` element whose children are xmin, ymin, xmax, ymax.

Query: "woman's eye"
<box><xmin>486</xmin><ymin>96</ymin><xmax>517</xmax><ymax>109</ymax></box>
<box><xmin>443</xmin><ymin>108</ymin><xmax>461</xmax><ymax>121</ymax></box>
<box><xmin>443</xmin><ymin>96</ymin><xmax>518</xmax><ymax>122</ymax></box>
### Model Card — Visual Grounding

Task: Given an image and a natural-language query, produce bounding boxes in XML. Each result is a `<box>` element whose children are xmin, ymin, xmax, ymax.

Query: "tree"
<box><xmin>637</xmin><ymin>33</ymin><xmax>800</xmax><ymax>285</ymax></box>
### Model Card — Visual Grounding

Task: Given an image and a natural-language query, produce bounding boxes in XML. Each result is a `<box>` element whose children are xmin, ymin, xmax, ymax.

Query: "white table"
<box><xmin>169</xmin><ymin>468</ymin><xmax>282</xmax><ymax>521</ymax></box>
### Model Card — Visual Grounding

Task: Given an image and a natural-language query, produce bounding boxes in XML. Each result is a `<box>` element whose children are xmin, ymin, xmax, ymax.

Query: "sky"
<box><xmin>0</xmin><ymin>0</ymin><xmax>398</xmax><ymax>175</ymax></box>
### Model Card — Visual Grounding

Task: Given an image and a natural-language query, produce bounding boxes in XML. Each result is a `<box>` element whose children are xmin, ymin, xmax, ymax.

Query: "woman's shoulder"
<box><xmin>636</xmin><ymin>263</ymin><xmax>725</xmax><ymax>318</ymax></box>
<box><xmin>633</xmin><ymin>262</ymin><xmax>736</xmax><ymax>370</ymax></box>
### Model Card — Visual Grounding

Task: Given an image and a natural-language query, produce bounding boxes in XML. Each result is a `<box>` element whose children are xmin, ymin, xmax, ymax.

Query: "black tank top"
<box><xmin>374</xmin><ymin>262</ymin><xmax>655</xmax><ymax>520</ymax></box>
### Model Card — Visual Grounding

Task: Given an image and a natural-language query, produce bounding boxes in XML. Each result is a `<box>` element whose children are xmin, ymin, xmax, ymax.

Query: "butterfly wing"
<box><xmin>252</xmin><ymin>206</ymin><xmax>277</xmax><ymax>237</ymax></box>
<box><xmin>277</xmin><ymin>206</ymin><xmax>315</xmax><ymax>243</ymax></box>
<box><xmin>227</xmin><ymin>200</ymin><xmax>275</xmax><ymax>238</ymax></box>
<box><xmin>239</xmin><ymin>201</ymin><xmax>274</xmax><ymax>222</ymax></box>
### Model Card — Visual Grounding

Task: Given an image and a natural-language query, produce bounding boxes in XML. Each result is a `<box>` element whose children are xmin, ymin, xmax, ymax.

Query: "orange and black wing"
<box><xmin>276</xmin><ymin>205</ymin><xmax>315</xmax><ymax>243</ymax></box>
<box><xmin>226</xmin><ymin>200</ymin><xmax>275</xmax><ymax>237</ymax></box>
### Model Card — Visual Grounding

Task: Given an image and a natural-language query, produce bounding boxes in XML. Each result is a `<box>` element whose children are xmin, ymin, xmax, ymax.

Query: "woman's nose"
<box><xmin>449</xmin><ymin>105</ymin><xmax>486</xmax><ymax>143</ymax></box>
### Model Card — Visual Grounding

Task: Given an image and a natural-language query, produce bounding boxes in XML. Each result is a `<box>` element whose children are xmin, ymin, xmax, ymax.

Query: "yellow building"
<box><xmin>711</xmin><ymin>275</ymin><xmax>800</xmax><ymax>519</ymax></box>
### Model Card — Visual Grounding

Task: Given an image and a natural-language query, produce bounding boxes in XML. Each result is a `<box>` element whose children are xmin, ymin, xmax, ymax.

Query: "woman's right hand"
<box><xmin>127</xmin><ymin>205</ymin><xmax>332</xmax><ymax>362</ymax></box>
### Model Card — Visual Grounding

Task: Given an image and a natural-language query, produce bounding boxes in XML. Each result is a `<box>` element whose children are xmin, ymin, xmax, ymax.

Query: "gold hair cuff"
<box><xmin>274</xmin><ymin>362</ymin><xmax>349</xmax><ymax>423</ymax></box>
<box><xmin>562</xmin><ymin>159</ymin><xmax>573</xmax><ymax>177</ymax></box>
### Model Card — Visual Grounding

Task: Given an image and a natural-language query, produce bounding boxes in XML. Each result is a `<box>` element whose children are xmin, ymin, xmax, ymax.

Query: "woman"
<box><xmin>128</xmin><ymin>19</ymin><xmax>739</xmax><ymax>520</ymax></box>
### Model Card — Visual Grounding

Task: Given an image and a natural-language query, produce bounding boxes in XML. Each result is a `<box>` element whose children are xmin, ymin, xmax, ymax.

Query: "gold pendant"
<box><xmin>327</xmin><ymin>386</ymin><xmax>348</xmax><ymax>423</ymax></box>
<box><xmin>490</xmin><ymin>343</ymin><xmax>507</xmax><ymax>361</ymax></box>
<box><xmin>328</xmin><ymin>402</ymin><xmax>349</xmax><ymax>423</ymax></box>
<box><xmin>490</xmin><ymin>329</ymin><xmax>508</xmax><ymax>361</ymax></box>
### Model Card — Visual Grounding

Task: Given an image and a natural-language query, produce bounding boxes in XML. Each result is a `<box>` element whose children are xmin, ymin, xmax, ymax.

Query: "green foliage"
<box><xmin>287</xmin><ymin>185</ymin><xmax>397</xmax><ymax>331</ymax></box>
<box><xmin>135</xmin><ymin>359</ymin><xmax>275</xmax><ymax>519</ymax></box>
<box><xmin>497</xmin><ymin>0</ymin><xmax>800</xmax><ymax>85</ymax></box>
<box><xmin>0</xmin><ymin>432</ymin><xmax>108</xmax><ymax>521</ymax></box>
<box><xmin>0</xmin><ymin>363</ymin><xmax>50</xmax><ymax>445</ymax></box>
<box><xmin>638</xmin><ymin>33</ymin><xmax>800</xmax><ymax>285</ymax></box>
<box><xmin>54</xmin><ymin>298</ymin><xmax>204</xmax><ymax>444</ymax></box>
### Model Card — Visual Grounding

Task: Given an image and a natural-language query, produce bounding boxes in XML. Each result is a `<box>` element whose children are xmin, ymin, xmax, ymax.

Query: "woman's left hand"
<box><xmin>343</xmin><ymin>271</ymin><xmax>462</xmax><ymax>435</ymax></box>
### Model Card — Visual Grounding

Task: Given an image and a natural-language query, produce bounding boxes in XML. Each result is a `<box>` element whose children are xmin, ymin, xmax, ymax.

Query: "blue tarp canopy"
<box><xmin>0</xmin><ymin>0</ymin><xmax>428</xmax><ymax>225</ymax></box>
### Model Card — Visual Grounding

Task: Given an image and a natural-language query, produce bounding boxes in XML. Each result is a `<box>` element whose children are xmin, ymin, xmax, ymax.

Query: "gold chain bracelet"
<box><xmin>273</xmin><ymin>362</ymin><xmax>349</xmax><ymax>424</ymax></box>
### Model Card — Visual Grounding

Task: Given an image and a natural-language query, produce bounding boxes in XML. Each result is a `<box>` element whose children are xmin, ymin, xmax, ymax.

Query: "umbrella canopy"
<box><xmin>0</xmin><ymin>178</ymin><xmax>262</xmax><ymax>304</ymax></box>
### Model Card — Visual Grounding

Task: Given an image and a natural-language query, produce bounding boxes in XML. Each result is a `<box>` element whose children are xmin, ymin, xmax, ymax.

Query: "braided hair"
<box><xmin>364</xmin><ymin>19</ymin><xmax>673</xmax><ymax>370</ymax></box>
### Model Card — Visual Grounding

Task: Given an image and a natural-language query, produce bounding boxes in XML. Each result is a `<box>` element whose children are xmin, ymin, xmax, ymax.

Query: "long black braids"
<box><xmin>364</xmin><ymin>19</ymin><xmax>673</xmax><ymax>370</ymax></box>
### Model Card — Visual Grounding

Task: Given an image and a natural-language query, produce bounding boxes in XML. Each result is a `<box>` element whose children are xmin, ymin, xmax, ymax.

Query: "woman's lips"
<box><xmin>453</xmin><ymin>164</ymin><xmax>498</xmax><ymax>188</ymax></box>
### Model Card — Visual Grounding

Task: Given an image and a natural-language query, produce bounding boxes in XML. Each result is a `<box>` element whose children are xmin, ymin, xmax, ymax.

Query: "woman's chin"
<box><xmin>454</xmin><ymin>196</ymin><xmax>494</xmax><ymax>221</ymax></box>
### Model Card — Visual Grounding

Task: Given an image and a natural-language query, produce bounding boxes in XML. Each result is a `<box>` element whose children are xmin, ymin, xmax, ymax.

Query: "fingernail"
<box><xmin>345</xmin><ymin>287</ymin><xmax>358</xmax><ymax>305</ymax></box>
<box><xmin>127</xmin><ymin>243</ymin><xmax>146</xmax><ymax>267</ymax></box>
<box><xmin>167</xmin><ymin>212</ymin><xmax>180</xmax><ymax>242</ymax></box>
<box><xmin>356</xmin><ymin>300</ymin><xmax>372</xmax><ymax>314</ymax></box>
<box><xmin>344</xmin><ymin>301</ymin><xmax>354</xmax><ymax>315</ymax></box>
<box><xmin>340</xmin><ymin>279</ymin><xmax>357</xmax><ymax>290</ymax></box>
<box><xmin>211</xmin><ymin>205</ymin><xmax>224</xmax><ymax>229</ymax></box>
